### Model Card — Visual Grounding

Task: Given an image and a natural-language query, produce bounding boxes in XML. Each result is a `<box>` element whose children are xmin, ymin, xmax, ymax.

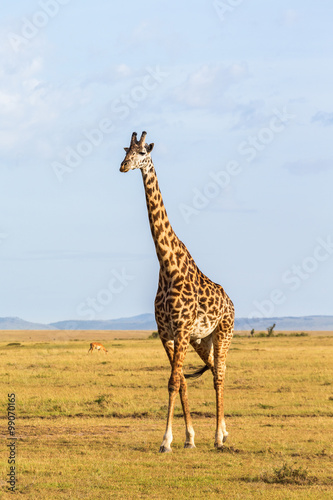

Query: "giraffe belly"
<box><xmin>191</xmin><ymin>316</ymin><xmax>220</xmax><ymax>340</ymax></box>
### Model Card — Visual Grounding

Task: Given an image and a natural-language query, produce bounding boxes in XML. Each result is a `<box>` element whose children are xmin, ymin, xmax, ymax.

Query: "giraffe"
<box><xmin>120</xmin><ymin>131</ymin><xmax>234</xmax><ymax>452</ymax></box>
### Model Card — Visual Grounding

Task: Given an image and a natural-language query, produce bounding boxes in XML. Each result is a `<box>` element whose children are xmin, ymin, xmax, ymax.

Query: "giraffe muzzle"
<box><xmin>120</xmin><ymin>162</ymin><xmax>130</xmax><ymax>172</ymax></box>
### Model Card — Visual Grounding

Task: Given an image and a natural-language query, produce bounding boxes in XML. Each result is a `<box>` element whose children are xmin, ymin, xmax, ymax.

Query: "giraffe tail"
<box><xmin>184</xmin><ymin>364</ymin><xmax>210</xmax><ymax>380</ymax></box>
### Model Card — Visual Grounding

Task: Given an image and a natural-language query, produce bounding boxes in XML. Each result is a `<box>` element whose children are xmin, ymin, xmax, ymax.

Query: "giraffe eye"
<box><xmin>139</xmin><ymin>152</ymin><xmax>146</xmax><ymax>155</ymax></box>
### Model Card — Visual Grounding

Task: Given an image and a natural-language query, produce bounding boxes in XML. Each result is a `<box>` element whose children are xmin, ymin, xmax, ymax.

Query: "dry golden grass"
<box><xmin>0</xmin><ymin>331</ymin><xmax>332</xmax><ymax>498</ymax></box>
<box><xmin>0</xmin><ymin>329</ymin><xmax>151</xmax><ymax>343</ymax></box>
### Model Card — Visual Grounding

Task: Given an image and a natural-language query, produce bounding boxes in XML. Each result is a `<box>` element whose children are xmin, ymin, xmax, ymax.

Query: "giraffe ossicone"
<box><xmin>120</xmin><ymin>131</ymin><xmax>235</xmax><ymax>452</ymax></box>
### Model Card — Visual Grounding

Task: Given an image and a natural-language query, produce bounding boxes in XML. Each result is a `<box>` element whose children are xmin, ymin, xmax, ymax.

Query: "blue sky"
<box><xmin>0</xmin><ymin>1</ymin><xmax>332</xmax><ymax>323</ymax></box>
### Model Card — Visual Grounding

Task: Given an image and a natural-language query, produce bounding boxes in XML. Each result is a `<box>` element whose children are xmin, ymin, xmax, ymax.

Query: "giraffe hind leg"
<box><xmin>212</xmin><ymin>323</ymin><xmax>233</xmax><ymax>449</ymax></box>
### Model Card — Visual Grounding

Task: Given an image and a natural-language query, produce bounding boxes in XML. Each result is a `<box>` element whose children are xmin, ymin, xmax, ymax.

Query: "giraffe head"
<box><xmin>120</xmin><ymin>131</ymin><xmax>154</xmax><ymax>173</ymax></box>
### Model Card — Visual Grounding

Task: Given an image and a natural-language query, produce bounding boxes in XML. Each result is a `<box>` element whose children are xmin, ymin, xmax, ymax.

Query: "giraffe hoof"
<box><xmin>159</xmin><ymin>445</ymin><xmax>172</xmax><ymax>453</ymax></box>
<box><xmin>214</xmin><ymin>442</ymin><xmax>224</xmax><ymax>450</ymax></box>
<box><xmin>223</xmin><ymin>434</ymin><xmax>228</xmax><ymax>443</ymax></box>
<box><xmin>184</xmin><ymin>443</ymin><xmax>196</xmax><ymax>449</ymax></box>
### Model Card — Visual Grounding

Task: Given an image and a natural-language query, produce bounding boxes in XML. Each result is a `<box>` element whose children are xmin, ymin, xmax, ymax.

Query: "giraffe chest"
<box><xmin>155</xmin><ymin>288</ymin><xmax>221</xmax><ymax>340</ymax></box>
<box><xmin>155</xmin><ymin>265</ymin><xmax>225</xmax><ymax>340</ymax></box>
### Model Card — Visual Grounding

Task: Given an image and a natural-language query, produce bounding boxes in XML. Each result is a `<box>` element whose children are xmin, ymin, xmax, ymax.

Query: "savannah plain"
<box><xmin>0</xmin><ymin>329</ymin><xmax>332</xmax><ymax>499</ymax></box>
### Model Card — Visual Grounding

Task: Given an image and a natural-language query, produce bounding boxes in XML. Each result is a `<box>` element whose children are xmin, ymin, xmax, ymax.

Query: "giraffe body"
<box><xmin>120</xmin><ymin>132</ymin><xmax>234</xmax><ymax>452</ymax></box>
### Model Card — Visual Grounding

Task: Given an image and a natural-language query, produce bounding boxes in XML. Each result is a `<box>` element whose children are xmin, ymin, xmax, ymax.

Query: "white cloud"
<box><xmin>115</xmin><ymin>64</ymin><xmax>132</xmax><ymax>78</ymax></box>
<box><xmin>0</xmin><ymin>34</ymin><xmax>95</xmax><ymax>163</ymax></box>
<box><xmin>174</xmin><ymin>62</ymin><xmax>249</xmax><ymax>109</ymax></box>
<box><xmin>0</xmin><ymin>90</ymin><xmax>20</xmax><ymax>113</ymax></box>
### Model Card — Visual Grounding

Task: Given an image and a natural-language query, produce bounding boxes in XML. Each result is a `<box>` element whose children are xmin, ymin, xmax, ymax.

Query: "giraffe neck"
<box><xmin>141</xmin><ymin>159</ymin><xmax>180</xmax><ymax>267</ymax></box>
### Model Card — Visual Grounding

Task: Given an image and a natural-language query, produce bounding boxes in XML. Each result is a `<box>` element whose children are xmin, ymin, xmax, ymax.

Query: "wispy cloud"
<box><xmin>230</xmin><ymin>100</ymin><xmax>268</xmax><ymax>130</ymax></box>
<box><xmin>0</xmin><ymin>34</ymin><xmax>91</xmax><ymax>163</ymax></box>
<box><xmin>311</xmin><ymin>111</ymin><xmax>333</xmax><ymax>127</ymax></box>
<box><xmin>283</xmin><ymin>159</ymin><xmax>333</xmax><ymax>175</ymax></box>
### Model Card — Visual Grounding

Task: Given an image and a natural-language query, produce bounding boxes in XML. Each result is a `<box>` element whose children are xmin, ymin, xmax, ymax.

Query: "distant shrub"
<box><xmin>250</xmin><ymin>328</ymin><xmax>255</xmax><ymax>337</ymax></box>
<box><xmin>267</xmin><ymin>323</ymin><xmax>276</xmax><ymax>337</ymax></box>
<box><xmin>258</xmin><ymin>402</ymin><xmax>274</xmax><ymax>410</ymax></box>
<box><xmin>276</xmin><ymin>332</ymin><xmax>309</xmax><ymax>337</ymax></box>
<box><xmin>148</xmin><ymin>331</ymin><xmax>159</xmax><ymax>339</ymax></box>
<box><xmin>260</xmin><ymin>462</ymin><xmax>317</xmax><ymax>485</ymax></box>
<box><xmin>242</xmin><ymin>462</ymin><xmax>318</xmax><ymax>485</ymax></box>
<box><xmin>94</xmin><ymin>394</ymin><xmax>111</xmax><ymax>407</ymax></box>
<box><xmin>258</xmin><ymin>332</ymin><xmax>267</xmax><ymax>337</ymax></box>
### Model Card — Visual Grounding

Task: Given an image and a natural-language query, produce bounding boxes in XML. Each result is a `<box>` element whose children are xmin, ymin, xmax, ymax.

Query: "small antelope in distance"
<box><xmin>88</xmin><ymin>342</ymin><xmax>108</xmax><ymax>354</ymax></box>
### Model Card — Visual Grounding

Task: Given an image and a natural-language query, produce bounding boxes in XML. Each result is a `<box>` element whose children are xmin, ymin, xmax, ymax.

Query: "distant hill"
<box><xmin>0</xmin><ymin>317</ymin><xmax>56</xmax><ymax>330</ymax></box>
<box><xmin>50</xmin><ymin>314</ymin><xmax>156</xmax><ymax>331</ymax></box>
<box><xmin>234</xmin><ymin>315</ymin><xmax>333</xmax><ymax>331</ymax></box>
<box><xmin>0</xmin><ymin>314</ymin><xmax>332</xmax><ymax>331</ymax></box>
<box><xmin>51</xmin><ymin>314</ymin><xmax>333</xmax><ymax>331</ymax></box>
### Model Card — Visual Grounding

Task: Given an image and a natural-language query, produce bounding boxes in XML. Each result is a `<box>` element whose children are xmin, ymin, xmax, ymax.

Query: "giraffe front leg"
<box><xmin>160</xmin><ymin>378</ymin><xmax>195</xmax><ymax>451</ymax></box>
<box><xmin>159</xmin><ymin>385</ymin><xmax>176</xmax><ymax>453</ymax></box>
<box><xmin>159</xmin><ymin>339</ymin><xmax>177</xmax><ymax>453</ymax></box>
<box><xmin>159</xmin><ymin>334</ymin><xmax>192</xmax><ymax>452</ymax></box>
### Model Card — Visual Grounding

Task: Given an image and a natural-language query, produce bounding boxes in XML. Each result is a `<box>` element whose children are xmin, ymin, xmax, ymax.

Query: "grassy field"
<box><xmin>0</xmin><ymin>331</ymin><xmax>332</xmax><ymax>498</ymax></box>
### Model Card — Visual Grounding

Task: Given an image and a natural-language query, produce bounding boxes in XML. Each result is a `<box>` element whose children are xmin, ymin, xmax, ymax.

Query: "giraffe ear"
<box><xmin>124</xmin><ymin>147</ymin><xmax>129</xmax><ymax>152</ymax></box>
<box><xmin>146</xmin><ymin>143</ymin><xmax>154</xmax><ymax>153</ymax></box>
